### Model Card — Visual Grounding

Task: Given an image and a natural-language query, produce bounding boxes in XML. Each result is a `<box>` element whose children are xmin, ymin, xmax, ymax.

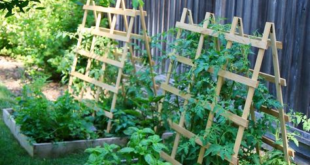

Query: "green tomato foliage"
<box><xmin>150</xmin><ymin>18</ymin><xmax>303</xmax><ymax>164</ymax></box>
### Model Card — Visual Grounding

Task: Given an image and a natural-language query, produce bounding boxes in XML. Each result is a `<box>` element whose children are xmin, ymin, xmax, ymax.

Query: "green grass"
<box><xmin>0</xmin><ymin>84</ymin><xmax>89</xmax><ymax>165</ymax></box>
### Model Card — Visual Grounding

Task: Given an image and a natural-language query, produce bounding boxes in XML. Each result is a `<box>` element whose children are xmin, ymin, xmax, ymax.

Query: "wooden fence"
<box><xmin>117</xmin><ymin>0</ymin><xmax>310</xmax><ymax>118</ymax></box>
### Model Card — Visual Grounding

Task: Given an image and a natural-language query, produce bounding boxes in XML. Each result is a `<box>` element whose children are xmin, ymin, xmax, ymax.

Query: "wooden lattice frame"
<box><xmin>159</xmin><ymin>8</ymin><xmax>293</xmax><ymax>165</ymax></box>
<box><xmin>68</xmin><ymin>0</ymin><xmax>156</xmax><ymax>133</ymax></box>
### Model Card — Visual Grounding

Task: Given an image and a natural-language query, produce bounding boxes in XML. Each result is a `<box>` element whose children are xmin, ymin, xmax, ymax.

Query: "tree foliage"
<box><xmin>0</xmin><ymin>0</ymin><xmax>42</xmax><ymax>17</ymax></box>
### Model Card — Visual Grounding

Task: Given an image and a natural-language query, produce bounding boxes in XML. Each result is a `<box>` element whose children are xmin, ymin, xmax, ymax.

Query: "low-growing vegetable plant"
<box><xmin>13</xmin><ymin>77</ymin><xmax>98</xmax><ymax>142</ymax></box>
<box><xmin>85</xmin><ymin>127</ymin><xmax>170</xmax><ymax>165</ymax></box>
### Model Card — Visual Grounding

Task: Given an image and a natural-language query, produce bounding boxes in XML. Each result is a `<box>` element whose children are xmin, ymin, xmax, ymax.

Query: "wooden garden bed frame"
<box><xmin>159</xmin><ymin>8</ymin><xmax>293</xmax><ymax>165</ymax></box>
<box><xmin>3</xmin><ymin>108</ymin><xmax>174</xmax><ymax>158</ymax></box>
<box><xmin>68</xmin><ymin>0</ymin><xmax>156</xmax><ymax>133</ymax></box>
<box><xmin>2</xmin><ymin>108</ymin><xmax>128</xmax><ymax>158</ymax></box>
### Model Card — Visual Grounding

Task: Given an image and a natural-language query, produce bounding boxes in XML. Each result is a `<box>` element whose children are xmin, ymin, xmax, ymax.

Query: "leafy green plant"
<box><xmin>261</xmin><ymin>150</ymin><xmax>293</xmax><ymax>165</ymax></box>
<box><xmin>85</xmin><ymin>127</ymin><xmax>170</xmax><ymax>165</ymax></box>
<box><xmin>0</xmin><ymin>83</ymin><xmax>16</xmax><ymax>109</ymax></box>
<box><xmin>0</xmin><ymin>0</ymin><xmax>42</xmax><ymax>17</ymax></box>
<box><xmin>289</xmin><ymin>110</ymin><xmax>310</xmax><ymax>132</ymax></box>
<box><xmin>0</xmin><ymin>0</ymin><xmax>84</xmax><ymax>79</ymax></box>
<box><xmin>96</xmin><ymin>95</ymin><xmax>164</xmax><ymax>137</ymax></box>
<box><xmin>13</xmin><ymin>77</ymin><xmax>98</xmax><ymax>142</ymax></box>
<box><xmin>150</xmin><ymin>18</ymin><xmax>305</xmax><ymax>164</ymax></box>
<box><xmin>286</xmin><ymin>110</ymin><xmax>310</xmax><ymax>148</ymax></box>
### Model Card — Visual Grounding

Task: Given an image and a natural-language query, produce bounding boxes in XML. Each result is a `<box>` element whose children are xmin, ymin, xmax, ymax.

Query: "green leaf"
<box><xmin>152</xmin><ymin>143</ymin><xmax>167</xmax><ymax>153</ymax></box>
<box><xmin>150</xmin><ymin>95</ymin><xmax>165</xmax><ymax>102</ymax></box>
<box><xmin>142</xmin><ymin>128</ymin><xmax>155</xmax><ymax>134</ymax></box>
<box><xmin>132</xmin><ymin>0</ymin><xmax>140</xmax><ymax>8</ymax></box>
<box><xmin>119</xmin><ymin>147</ymin><xmax>135</xmax><ymax>153</ymax></box>
<box><xmin>144</xmin><ymin>154</ymin><xmax>155</xmax><ymax>165</ymax></box>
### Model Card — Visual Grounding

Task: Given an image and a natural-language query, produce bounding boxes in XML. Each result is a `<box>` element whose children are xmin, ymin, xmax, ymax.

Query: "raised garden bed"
<box><xmin>2</xmin><ymin>108</ymin><xmax>128</xmax><ymax>158</ymax></box>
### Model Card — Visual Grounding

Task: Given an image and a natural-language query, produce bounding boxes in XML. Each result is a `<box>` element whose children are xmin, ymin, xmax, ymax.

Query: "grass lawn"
<box><xmin>0</xmin><ymin>84</ymin><xmax>89</xmax><ymax>165</ymax></box>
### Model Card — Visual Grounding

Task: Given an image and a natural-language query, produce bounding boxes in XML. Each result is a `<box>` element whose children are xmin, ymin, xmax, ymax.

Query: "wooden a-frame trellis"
<box><xmin>68</xmin><ymin>0</ymin><xmax>156</xmax><ymax>133</ymax></box>
<box><xmin>159</xmin><ymin>8</ymin><xmax>294</xmax><ymax>165</ymax></box>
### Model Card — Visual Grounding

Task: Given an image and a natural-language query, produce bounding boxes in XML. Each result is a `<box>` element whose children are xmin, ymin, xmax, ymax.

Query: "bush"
<box><xmin>0</xmin><ymin>0</ymin><xmax>84</xmax><ymax>79</ymax></box>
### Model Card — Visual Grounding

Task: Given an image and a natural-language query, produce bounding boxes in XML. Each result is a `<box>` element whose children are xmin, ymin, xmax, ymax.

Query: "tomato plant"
<box><xmin>151</xmin><ymin>19</ymin><xmax>301</xmax><ymax>164</ymax></box>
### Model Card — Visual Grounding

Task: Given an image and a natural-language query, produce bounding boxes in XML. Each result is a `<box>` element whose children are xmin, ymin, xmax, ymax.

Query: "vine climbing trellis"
<box><xmin>159</xmin><ymin>8</ymin><xmax>293</xmax><ymax>165</ymax></box>
<box><xmin>68</xmin><ymin>0</ymin><xmax>156</xmax><ymax>133</ymax></box>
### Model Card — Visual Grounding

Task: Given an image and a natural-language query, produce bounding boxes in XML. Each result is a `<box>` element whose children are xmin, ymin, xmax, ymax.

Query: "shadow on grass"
<box><xmin>0</xmin><ymin>84</ymin><xmax>88</xmax><ymax>165</ymax></box>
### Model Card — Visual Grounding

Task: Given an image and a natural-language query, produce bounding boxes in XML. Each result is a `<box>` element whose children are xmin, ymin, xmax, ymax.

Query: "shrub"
<box><xmin>0</xmin><ymin>0</ymin><xmax>84</xmax><ymax>79</ymax></box>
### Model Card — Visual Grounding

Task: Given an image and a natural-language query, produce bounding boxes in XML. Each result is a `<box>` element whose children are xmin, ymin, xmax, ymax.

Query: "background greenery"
<box><xmin>0</xmin><ymin>0</ymin><xmax>84</xmax><ymax>79</ymax></box>
<box><xmin>0</xmin><ymin>0</ymin><xmax>142</xmax><ymax>80</ymax></box>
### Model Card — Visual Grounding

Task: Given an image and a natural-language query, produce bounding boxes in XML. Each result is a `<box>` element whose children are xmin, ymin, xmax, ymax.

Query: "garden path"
<box><xmin>0</xmin><ymin>56</ymin><xmax>65</xmax><ymax>100</ymax></box>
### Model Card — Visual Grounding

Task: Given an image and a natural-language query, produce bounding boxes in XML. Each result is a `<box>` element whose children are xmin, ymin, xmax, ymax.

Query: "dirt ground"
<box><xmin>0</xmin><ymin>56</ymin><xmax>66</xmax><ymax>100</ymax></box>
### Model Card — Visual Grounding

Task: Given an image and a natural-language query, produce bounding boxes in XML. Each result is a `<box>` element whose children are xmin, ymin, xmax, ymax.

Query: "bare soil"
<box><xmin>0</xmin><ymin>56</ymin><xmax>66</xmax><ymax>100</ymax></box>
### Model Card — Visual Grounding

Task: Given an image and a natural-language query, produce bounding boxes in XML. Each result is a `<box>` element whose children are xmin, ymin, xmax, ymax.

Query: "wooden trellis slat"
<box><xmin>68</xmin><ymin>0</ymin><xmax>156</xmax><ymax>133</ymax></box>
<box><xmin>159</xmin><ymin>8</ymin><xmax>293</xmax><ymax>165</ymax></box>
<box><xmin>80</xmin><ymin>26</ymin><xmax>151</xmax><ymax>40</ymax></box>
<box><xmin>175</xmin><ymin>22</ymin><xmax>268</xmax><ymax>49</ymax></box>
<box><xmin>83</xmin><ymin>5</ymin><xmax>147</xmax><ymax>16</ymax></box>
